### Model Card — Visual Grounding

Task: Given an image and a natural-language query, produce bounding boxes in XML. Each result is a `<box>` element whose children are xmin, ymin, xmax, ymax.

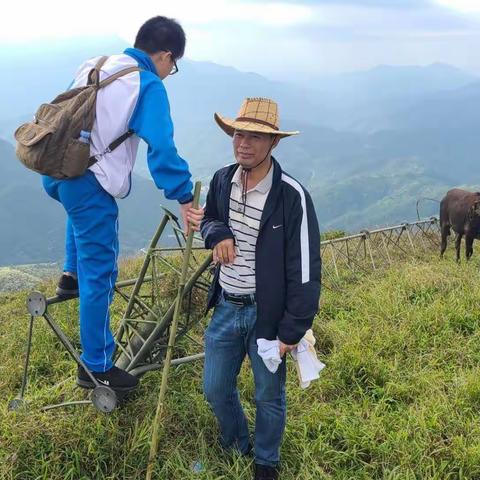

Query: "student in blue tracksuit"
<box><xmin>201</xmin><ymin>98</ymin><xmax>321</xmax><ymax>480</ymax></box>
<box><xmin>42</xmin><ymin>16</ymin><xmax>203</xmax><ymax>392</ymax></box>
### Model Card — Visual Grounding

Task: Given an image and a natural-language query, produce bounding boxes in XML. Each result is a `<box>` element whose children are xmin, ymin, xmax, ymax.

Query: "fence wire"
<box><xmin>320</xmin><ymin>217</ymin><xmax>440</xmax><ymax>289</ymax></box>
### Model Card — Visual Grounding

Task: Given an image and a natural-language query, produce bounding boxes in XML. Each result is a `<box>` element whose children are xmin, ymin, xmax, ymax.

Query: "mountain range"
<box><xmin>1</xmin><ymin>37</ymin><xmax>480</xmax><ymax>266</ymax></box>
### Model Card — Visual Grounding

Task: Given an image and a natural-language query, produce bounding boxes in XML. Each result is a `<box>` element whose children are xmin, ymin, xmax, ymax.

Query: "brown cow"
<box><xmin>440</xmin><ymin>188</ymin><xmax>480</xmax><ymax>262</ymax></box>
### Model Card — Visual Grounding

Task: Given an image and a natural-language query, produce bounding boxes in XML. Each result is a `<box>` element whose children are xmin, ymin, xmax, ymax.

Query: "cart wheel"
<box><xmin>90</xmin><ymin>386</ymin><xmax>117</xmax><ymax>413</ymax></box>
<box><xmin>8</xmin><ymin>398</ymin><xmax>27</xmax><ymax>411</ymax></box>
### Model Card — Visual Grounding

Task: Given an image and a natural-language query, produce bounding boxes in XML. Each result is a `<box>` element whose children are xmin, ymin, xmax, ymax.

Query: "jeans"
<box><xmin>203</xmin><ymin>293</ymin><xmax>287</xmax><ymax>467</ymax></box>
<box><xmin>42</xmin><ymin>171</ymin><xmax>118</xmax><ymax>372</ymax></box>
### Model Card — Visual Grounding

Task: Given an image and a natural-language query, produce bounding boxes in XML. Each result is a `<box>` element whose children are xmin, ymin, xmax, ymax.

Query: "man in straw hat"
<box><xmin>201</xmin><ymin>98</ymin><xmax>321</xmax><ymax>480</ymax></box>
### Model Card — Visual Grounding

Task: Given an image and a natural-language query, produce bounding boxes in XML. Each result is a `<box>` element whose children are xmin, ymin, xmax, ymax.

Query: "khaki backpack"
<box><xmin>14</xmin><ymin>56</ymin><xmax>140</xmax><ymax>179</ymax></box>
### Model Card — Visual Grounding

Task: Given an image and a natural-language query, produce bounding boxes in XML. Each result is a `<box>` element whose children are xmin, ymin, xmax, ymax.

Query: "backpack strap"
<box><xmin>87</xmin><ymin>57</ymin><xmax>140</xmax><ymax>89</ymax></box>
<box><xmin>99</xmin><ymin>66</ymin><xmax>141</xmax><ymax>88</ymax></box>
<box><xmin>87</xmin><ymin>56</ymin><xmax>109</xmax><ymax>87</ymax></box>
<box><xmin>88</xmin><ymin>129</ymin><xmax>135</xmax><ymax>167</ymax></box>
<box><xmin>86</xmin><ymin>58</ymin><xmax>142</xmax><ymax>166</ymax></box>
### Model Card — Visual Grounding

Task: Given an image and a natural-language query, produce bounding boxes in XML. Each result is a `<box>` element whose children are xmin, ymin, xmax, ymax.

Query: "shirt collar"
<box><xmin>124</xmin><ymin>48</ymin><xmax>158</xmax><ymax>75</ymax></box>
<box><xmin>231</xmin><ymin>163</ymin><xmax>274</xmax><ymax>194</ymax></box>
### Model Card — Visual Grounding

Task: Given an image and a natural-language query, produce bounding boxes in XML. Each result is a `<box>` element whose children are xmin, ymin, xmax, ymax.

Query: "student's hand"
<box><xmin>180</xmin><ymin>202</ymin><xmax>204</xmax><ymax>235</ymax></box>
<box><xmin>213</xmin><ymin>238</ymin><xmax>236</xmax><ymax>265</ymax></box>
<box><xmin>279</xmin><ymin>341</ymin><xmax>297</xmax><ymax>357</ymax></box>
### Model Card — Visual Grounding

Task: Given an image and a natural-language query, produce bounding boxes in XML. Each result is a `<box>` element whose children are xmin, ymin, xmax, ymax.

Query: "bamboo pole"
<box><xmin>146</xmin><ymin>181</ymin><xmax>202</xmax><ymax>480</ymax></box>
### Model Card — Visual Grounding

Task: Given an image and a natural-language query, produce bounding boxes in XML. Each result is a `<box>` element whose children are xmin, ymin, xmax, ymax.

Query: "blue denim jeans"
<box><xmin>203</xmin><ymin>292</ymin><xmax>287</xmax><ymax>467</ymax></box>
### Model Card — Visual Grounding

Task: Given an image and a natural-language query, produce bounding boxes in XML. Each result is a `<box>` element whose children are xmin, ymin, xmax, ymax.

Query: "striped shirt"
<box><xmin>219</xmin><ymin>165</ymin><xmax>274</xmax><ymax>294</ymax></box>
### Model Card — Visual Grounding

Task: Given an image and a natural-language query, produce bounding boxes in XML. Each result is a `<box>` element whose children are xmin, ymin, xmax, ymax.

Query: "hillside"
<box><xmin>0</xmin><ymin>263</ymin><xmax>60</xmax><ymax>292</ymax></box>
<box><xmin>308</xmin><ymin>63</ymin><xmax>477</xmax><ymax>132</ymax></box>
<box><xmin>3</xmin><ymin>39</ymin><xmax>480</xmax><ymax>264</ymax></box>
<box><xmin>2</xmin><ymin>246</ymin><xmax>480</xmax><ymax>478</ymax></box>
<box><xmin>0</xmin><ymin>139</ymin><xmax>182</xmax><ymax>266</ymax></box>
<box><xmin>4</xmin><ymin>130</ymin><xmax>480</xmax><ymax>264</ymax></box>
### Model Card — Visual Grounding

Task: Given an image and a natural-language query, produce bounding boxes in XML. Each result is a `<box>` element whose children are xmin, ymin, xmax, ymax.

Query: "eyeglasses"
<box><xmin>170</xmin><ymin>56</ymin><xmax>178</xmax><ymax>75</ymax></box>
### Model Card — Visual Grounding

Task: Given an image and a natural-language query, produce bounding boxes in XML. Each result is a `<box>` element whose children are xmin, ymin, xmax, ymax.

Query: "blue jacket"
<box><xmin>70</xmin><ymin>48</ymin><xmax>193</xmax><ymax>201</ymax></box>
<box><xmin>201</xmin><ymin>158</ymin><xmax>322</xmax><ymax>344</ymax></box>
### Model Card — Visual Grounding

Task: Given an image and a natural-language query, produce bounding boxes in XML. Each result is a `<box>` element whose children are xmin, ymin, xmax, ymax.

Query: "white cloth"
<box><xmin>291</xmin><ymin>330</ymin><xmax>326</xmax><ymax>388</ymax></box>
<box><xmin>256</xmin><ymin>338</ymin><xmax>282</xmax><ymax>373</ymax></box>
<box><xmin>256</xmin><ymin>329</ymin><xmax>325</xmax><ymax>389</ymax></box>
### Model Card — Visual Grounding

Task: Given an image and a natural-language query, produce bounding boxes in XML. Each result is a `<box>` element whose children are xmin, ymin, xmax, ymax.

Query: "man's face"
<box><xmin>233</xmin><ymin>130</ymin><xmax>278</xmax><ymax>169</ymax></box>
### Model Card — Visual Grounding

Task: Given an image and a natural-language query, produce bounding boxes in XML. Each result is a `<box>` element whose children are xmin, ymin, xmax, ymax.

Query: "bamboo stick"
<box><xmin>146</xmin><ymin>181</ymin><xmax>202</xmax><ymax>480</ymax></box>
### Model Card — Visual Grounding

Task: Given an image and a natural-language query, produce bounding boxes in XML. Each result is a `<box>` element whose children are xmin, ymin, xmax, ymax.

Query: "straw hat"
<box><xmin>214</xmin><ymin>97</ymin><xmax>299</xmax><ymax>139</ymax></box>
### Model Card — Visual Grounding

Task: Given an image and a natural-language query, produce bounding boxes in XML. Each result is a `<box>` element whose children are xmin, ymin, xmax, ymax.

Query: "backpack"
<box><xmin>14</xmin><ymin>56</ymin><xmax>140</xmax><ymax>179</ymax></box>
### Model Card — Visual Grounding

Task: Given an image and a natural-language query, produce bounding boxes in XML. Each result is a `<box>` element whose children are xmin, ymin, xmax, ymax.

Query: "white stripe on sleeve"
<box><xmin>281</xmin><ymin>174</ymin><xmax>310</xmax><ymax>284</ymax></box>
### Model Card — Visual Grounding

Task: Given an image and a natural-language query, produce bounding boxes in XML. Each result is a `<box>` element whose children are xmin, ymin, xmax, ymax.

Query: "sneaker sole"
<box><xmin>76</xmin><ymin>378</ymin><xmax>138</xmax><ymax>392</ymax></box>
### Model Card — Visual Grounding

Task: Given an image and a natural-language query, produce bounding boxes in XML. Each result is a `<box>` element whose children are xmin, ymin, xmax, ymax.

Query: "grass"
<box><xmin>2</xmin><ymin>248</ymin><xmax>480</xmax><ymax>479</ymax></box>
<box><xmin>0</xmin><ymin>263</ymin><xmax>60</xmax><ymax>293</ymax></box>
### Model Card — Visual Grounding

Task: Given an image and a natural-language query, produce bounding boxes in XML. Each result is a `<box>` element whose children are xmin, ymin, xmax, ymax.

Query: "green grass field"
<box><xmin>2</xmin><ymin>249</ymin><xmax>480</xmax><ymax>479</ymax></box>
<box><xmin>0</xmin><ymin>263</ymin><xmax>60</xmax><ymax>293</ymax></box>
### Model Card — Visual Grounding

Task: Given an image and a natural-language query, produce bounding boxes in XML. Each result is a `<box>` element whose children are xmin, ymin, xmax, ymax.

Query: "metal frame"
<box><xmin>10</xmin><ymin>206</ymin><xmax>212</xmax><ymax>413</ymax></box>
<box><xmin>113</xmin><ymin>207</ymin><xmax>213</xmax><ymax>376</ymax></box>
<box><xmin>320</xmin><ymin>217</ymin><xmax>440</xmax><ymax>288</ymax></box>
<box><xmin>9</xmin><ymin>214</ymin><xmax>439</xmax><ymax>413</ymax></box>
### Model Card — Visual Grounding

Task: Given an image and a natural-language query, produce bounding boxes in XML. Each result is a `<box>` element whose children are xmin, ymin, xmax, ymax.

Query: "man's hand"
<box><xmin>180</xmin><ymin>202</ymin><xmax>204</xmax><ymax>235</ymax></box>
<box><xmin>279</xmin><ymin>341</ymin><xmax>297</xmax><ymax>358</ymax></box>
<box><xmin>213</xmin><ymin>238</ymin><xmax>236</xmax><ymax>265</ymax></box>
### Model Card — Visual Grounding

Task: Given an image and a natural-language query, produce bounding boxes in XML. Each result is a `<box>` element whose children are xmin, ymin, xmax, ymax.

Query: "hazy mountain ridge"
<box><xmin>0</xmin><ymin>139</ymin><xmax>181</xmax><ymax>266</ymax></box>
<box><xmin>2</xmin><ymin>38</ymin><xmax>479</xmax><ymax>265</ymax></box>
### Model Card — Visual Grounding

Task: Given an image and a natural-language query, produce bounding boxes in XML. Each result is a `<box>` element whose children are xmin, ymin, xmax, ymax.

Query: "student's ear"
<box><xmin>151</xmin><ymin>51</ymin><xmax>169</xmax><ymax>63</ymax></box>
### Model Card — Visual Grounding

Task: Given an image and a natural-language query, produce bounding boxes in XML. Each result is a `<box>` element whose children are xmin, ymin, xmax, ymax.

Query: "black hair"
<box><xmin>134</xmin><ymin>16</ymin><xmax>186</xmax><ymax>59</ymax></box>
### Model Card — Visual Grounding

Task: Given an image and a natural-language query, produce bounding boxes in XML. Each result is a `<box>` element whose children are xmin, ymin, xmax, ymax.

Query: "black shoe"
<box><xmin>56</xmin><ymin>274</ymin><xmax>79</xmax><ymax>298</ymax></box>
<box><xmin>254</xmin><ymin>464</ymin><xmax>279</xmax><ymax>480</ymax></box>
<box><xmin>77</xmin><ymin>365</ymin><xmax>139</xmax><ymax>392</ymax></box>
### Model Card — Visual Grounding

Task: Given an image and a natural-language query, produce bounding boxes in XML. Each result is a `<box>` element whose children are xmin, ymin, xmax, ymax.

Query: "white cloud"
<box><xmin>2</xmin><ymin>0</ymin><xmax>480</xmax><ymax>77</ymax></box>
<box><xmin>0</xmin><ymin>0</ymin><xmax>314</xmax><ymax>43</ymax></box>
<box><xmin>435</xmin><ymin>0</ymin><xmax>480</xmax><ymax>14</ymax></box>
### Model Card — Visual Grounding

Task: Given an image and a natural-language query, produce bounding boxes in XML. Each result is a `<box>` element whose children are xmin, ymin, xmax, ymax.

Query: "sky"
<box><xmin>2</xmin><ymin>0</ymin><xmax>480</xmax><ymax>80</ymax></box>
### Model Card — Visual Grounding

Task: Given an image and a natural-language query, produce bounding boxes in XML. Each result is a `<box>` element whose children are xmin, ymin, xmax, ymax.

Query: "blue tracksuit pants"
<box><xmin>42</xmin><ymin>171</ymin><xmax>118</xmax><ymax>373</ymax></box>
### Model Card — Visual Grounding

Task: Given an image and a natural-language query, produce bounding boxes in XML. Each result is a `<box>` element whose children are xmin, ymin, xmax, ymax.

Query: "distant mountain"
<box><xmin>314</xmin><ymin>63</ymin><xmax>476</xmax><ymax>101</ymax></box>
<box><xmin>4</xmin><ymin>115</ymin><xmax>480</xmax><ymax>265</ymax></box>
<box><xmin>1</xmin><ymin>37</ymin><xmax>129</xmax><ymax>121</ymax></box>
<box><xmin>0</xmin><ymin>38</ymin><xmax>479</xmax><ymax>142</ymax></box>
<box><xmin>309</xmin><ymin>63</ymin><xmax>478</xmax><ymax>132</ymax></box>
<box><xmin>312</xmin><ymin>159</ymin><xmax>480</xmax><ymax>232</ymax></box>
<box><xmin>4</xmin><ymin>40</ymin><xmax>476</xmax><ymax>144</ymax></box>
<box><xmin>2</xmin><ymin>38</ymin><xmax>480</xmax><ymax>265</ymax></box>
<box><xmin>309</xmin><ymin>122</ymin><xmax>480</xmax><ymax>231</ymax></box>
<box><xmin>0</xmin><ymin>37</ymin><xmax>327</xmax><ymax>144</ymax></box>
<box><xmin>387</xmin><ymin>81</ymin><xmax>480</xmax><ymax>131</ymax></box>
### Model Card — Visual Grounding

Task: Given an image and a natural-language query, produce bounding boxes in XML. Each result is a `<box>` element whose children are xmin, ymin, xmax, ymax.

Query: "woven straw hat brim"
<box><xmin>214</xmin><ymin>113</ymin><xmax>299</xmax><ymax>139</ymax></box>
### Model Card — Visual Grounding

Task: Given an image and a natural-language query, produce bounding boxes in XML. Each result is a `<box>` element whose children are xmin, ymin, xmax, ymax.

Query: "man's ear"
<box><xmin>272</xmin><ymin>135</ymin><xmax>281</xmax><ymax>149</ymax></box>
